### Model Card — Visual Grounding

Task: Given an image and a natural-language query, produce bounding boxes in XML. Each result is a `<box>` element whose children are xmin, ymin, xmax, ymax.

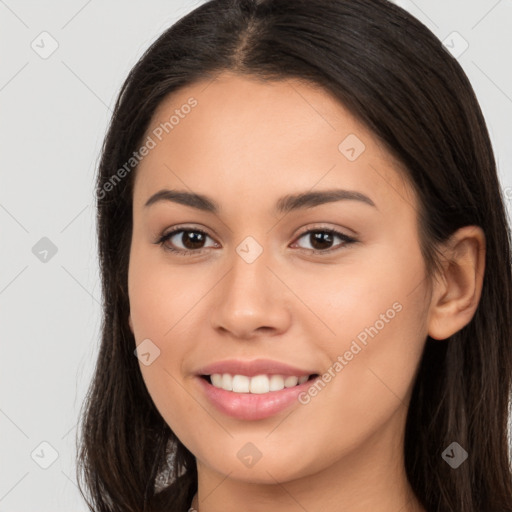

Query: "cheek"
<box><xmin>300</xmin><ymin>247</ymin><xmax>428</xmax><ymax>440</ymax></box>
<box><xmin>128</xmin><ymin>247</ymin><xmax>219</xmax><ymax>443</ymax></box>
<box><xmin>304</xmin><ymin>305</ymin><xmax>425</xmax><ymax>472</ymax></box>
<box><xmin>301</xmin><ymin>253</ymin><xmax>424</xmax><ymax>429</ymax></box>
<box><xmin>128</xmin><ymin>244</ymin><xmax>207</xmax><ymax>341</ymax></box>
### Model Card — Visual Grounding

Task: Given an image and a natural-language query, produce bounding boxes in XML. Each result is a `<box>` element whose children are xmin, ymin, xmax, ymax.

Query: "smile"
<box><xmin>205</xmin><ymin>373</ymin><xmax>315</xmax><ymax>393</ymax></box>
<box><xmin>194</xmin><ymin>358</ymin><xmax>321</xmax><ymax>420</ymax></box>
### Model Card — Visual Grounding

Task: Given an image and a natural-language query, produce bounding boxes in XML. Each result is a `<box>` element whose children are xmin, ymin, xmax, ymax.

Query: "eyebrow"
<box><xmin>144</xmin><ymin>188</ymin><xmax>376</xmax><ymax>214</ymax></box>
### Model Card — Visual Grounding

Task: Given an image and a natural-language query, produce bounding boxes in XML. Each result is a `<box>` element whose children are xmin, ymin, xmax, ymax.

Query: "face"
<box><xmin>127</xmin><ymin>72</ymin><xmax>431</xmax><ymax>484</ymax></box>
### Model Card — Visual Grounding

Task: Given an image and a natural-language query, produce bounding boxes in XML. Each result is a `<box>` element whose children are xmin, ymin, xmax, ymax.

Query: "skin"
<box><xmin>127</xmin><ymin>71</ymin><xmax>485</xmax><ymax>512</ymax></box>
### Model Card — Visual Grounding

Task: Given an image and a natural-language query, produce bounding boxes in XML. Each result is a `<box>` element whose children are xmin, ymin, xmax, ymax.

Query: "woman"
<box><xmin>77</xmin><ymin>0</ymin><xmax>512</xmax><ymax>511</ymax></box>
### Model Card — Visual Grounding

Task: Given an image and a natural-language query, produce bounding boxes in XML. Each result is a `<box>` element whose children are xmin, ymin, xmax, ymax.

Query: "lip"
<box><xmin>196</xmin><ymin>374</ymin><xmax>320</xmax><ymax>421</ymax></box>
<box><xmin>195</xmin><ymin>358</ymin><xmax>317</xmax><ymax>378</ymax></box>
<box><xmin>194</xmin><ymin>358</ymin><xmax>320</xmax><ymax>421</ymax></box>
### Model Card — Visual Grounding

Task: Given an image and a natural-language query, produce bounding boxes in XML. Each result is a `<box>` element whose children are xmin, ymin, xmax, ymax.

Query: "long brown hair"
<box><xmin>77</xmin><ymin>0</ymin><xmax>512</xmax><ymax>510</ymax></box>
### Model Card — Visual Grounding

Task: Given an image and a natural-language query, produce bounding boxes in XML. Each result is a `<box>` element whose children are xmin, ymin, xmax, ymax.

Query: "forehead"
<box><xmin>133</xmin><ymin>72</ymin><xmax>414</xmax><ymax>216</ymax></box>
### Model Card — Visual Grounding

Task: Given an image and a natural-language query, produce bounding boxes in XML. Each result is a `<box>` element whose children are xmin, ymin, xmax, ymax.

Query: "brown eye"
<box><xmin>157</xmin><ymin>228</ymin><xmax>217</xmax><ymax>255</ymax></box>
<box><xmin>174</xmin><ymin>230</ymin><xmax>208</xmax><ymax>250</ymax></box>
<box><xmin>293</xmin><ymin>229</ymin><xmax>356</xmax><ymax>254</ymax></box>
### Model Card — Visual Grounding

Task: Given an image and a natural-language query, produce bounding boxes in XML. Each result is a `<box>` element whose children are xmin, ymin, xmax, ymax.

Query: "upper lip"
<box><xmin>195</xmin><ymin>358</ymin><xmax>318</xmax><ymax>377</ymax></box>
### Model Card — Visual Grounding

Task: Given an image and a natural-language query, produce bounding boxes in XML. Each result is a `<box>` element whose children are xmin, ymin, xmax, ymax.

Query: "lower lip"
<box><xmin>197</xmin><ymin>376</ymin><xmax>319</xmax><ymax>421</ymax></box>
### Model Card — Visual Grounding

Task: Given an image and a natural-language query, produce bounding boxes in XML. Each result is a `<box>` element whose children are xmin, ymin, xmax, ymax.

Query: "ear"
<box><xmin>427</xmin><ymin>226</ymin><xmax>486</xmax><ymax>340</ymax></box>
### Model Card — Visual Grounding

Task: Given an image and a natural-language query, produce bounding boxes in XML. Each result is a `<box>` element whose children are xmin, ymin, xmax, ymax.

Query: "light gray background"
<box><xmin>1</xmin><ymin>1</ymin><xmax>511</xmax><ymax>510</ymax></box>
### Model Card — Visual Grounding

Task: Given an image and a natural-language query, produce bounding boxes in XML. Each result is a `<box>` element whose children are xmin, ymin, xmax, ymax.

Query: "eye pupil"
<box><xmin>182</xmin><ymin>231</ymin><xmax>206</xmax><ymax>249</ymax></box>
<box><xmin>311</xmin><ymin>231</ymin><xmax>333</xmax><ymax>250</ymax></box>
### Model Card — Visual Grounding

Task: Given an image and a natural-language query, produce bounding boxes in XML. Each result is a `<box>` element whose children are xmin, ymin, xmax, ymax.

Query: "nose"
<box><xmin>210</xmin><ymin>246</ymin><xmax>292</xmax><ymax>340</ymax></box>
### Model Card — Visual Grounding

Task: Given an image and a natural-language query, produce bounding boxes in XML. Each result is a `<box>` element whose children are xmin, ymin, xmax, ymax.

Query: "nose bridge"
<box><xmin>210</xmin><ymin>235</ymin><xmax>291</xmax><ymax>337</ymax></box>
<box><xmin>225</xmin><ymin>236</ymin><xmax>273</xmax><ymax>307</ymax></box>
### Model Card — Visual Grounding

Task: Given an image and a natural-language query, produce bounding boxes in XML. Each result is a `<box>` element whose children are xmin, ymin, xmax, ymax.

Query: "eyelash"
<box><xmin>155</xmin><ymin>226</ymin><xmax>357</xmax><ymax>257</ymax></box>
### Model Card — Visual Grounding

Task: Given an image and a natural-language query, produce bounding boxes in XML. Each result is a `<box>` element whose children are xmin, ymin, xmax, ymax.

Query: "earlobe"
<box><xmin>427</xmin><ymin>226</ymin><xmax>486</xmax><ymax>341</ymax></box>
<box><xmin>128</xmin><ymin>314</ymin><xmax>134</xmax><ymax>334</ymax></box>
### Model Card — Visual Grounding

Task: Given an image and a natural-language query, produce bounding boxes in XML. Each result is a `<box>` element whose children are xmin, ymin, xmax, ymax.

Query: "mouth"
<box><xmin>194</xmin><ymin>358</ymin><xmax>322</xmax><ymax>420</ymax></box>
<box><xmin>200</xmin><ymin>373</ymin><xmax>320</xmax><ymax>394</ymax></box>
<box><xmin>196</xmin><ymin>371</ymin><xmax>321</xmax><ymax>421</ymax></box>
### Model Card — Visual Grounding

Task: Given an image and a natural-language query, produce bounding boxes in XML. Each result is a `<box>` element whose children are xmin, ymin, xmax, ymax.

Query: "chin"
<box><xmin>195</xmin><ymin>443</ymin><xmax>317</xmax><ymax>484</ymax></box>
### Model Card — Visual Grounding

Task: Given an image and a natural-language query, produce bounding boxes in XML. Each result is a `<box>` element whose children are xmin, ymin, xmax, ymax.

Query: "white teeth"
<box><xmin>211</xmin><ymin>374</ymin><xmax>223</xmax><ymax>388</ymax></box>
<box><xmin>269</xmin><ymin>375</ymin><xmax>285</xmax><ymax>391</ymax></box>
<box><xmin>249</xmin><ymin>375</ymin><xmax>270</xmax><ymax>394</ymax></box>
<box><xmin>232</xmin><ymin>375</ymin><xmax>250</xmax><ymax>393</ymax></box>
<box><xmin>221</xmin><ymin>373</ymin><xmax>233</xmax><ymax>391</ymax></box>
<box><xmin>284</xmin><ymin>376</ymin><xmax>298</xmax><ymax>388</ymax></box>
<box><xmin>209</xmin><ymin>373</ymin><xmax>311</xmax><ymax>393</ymax></box>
